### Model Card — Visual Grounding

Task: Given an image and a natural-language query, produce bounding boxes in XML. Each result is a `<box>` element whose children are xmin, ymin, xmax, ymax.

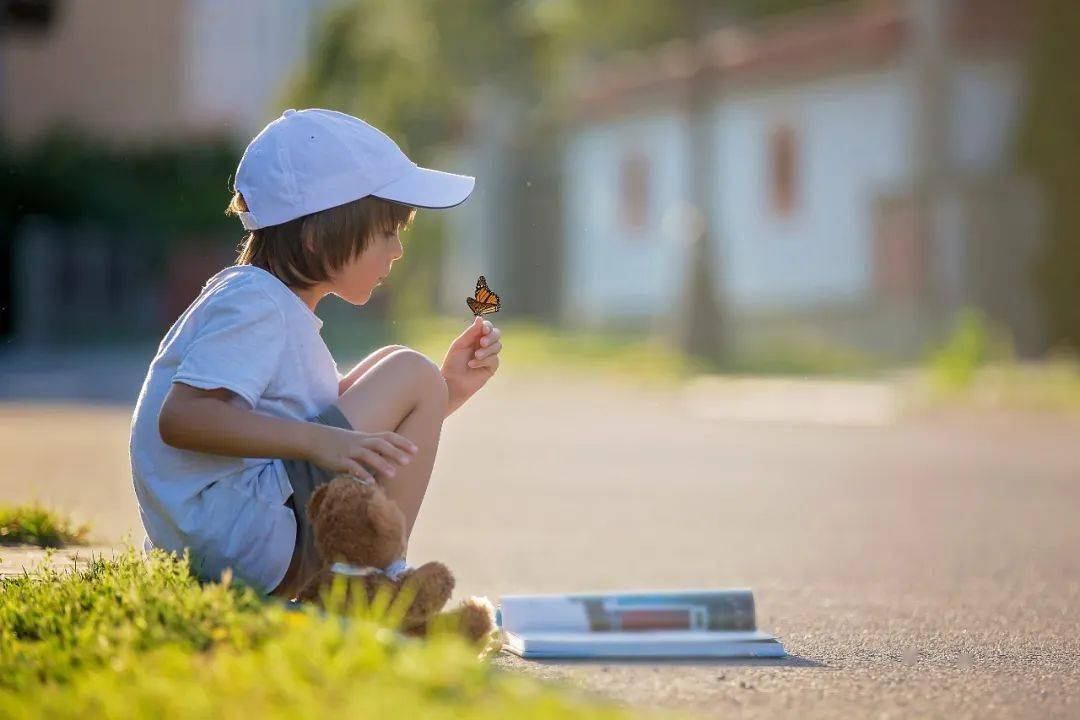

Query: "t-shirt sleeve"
<box><xmin>173</xmin><ymin>283</ymin><xmax>286</xmax><ymax>408</ymax></box>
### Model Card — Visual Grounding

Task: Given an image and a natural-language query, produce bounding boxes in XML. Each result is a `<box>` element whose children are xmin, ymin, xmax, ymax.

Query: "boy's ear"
<box><xmin>307</xmin><ymin>483</ymin><xmax>331</xmax><ymax>522</ymax></box>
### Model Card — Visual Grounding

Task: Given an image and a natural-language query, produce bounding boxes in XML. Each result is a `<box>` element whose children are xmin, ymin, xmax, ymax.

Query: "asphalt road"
<box><xmin>3</xmin><ymin>372</ymin><xmax>1079</xmax><ymax>718</ymax></box>
<box><xmin>413</xmin><ymin>374</ymin><xmax>1080</xmax><ymax>719</ymax></box>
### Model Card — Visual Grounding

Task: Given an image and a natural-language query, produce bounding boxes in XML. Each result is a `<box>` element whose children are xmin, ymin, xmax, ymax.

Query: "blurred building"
<box><xmin>449</xmin><ymin>0</ymin><xmax>1041</xmax><ymax>360</ymax></box>
<box><xmin>1</xmin><ymin>0</ymin><xmax>330</xmax><ymax>146</ymax></box>
<box><xmin>1</xmin><ymin>0</ymin><xmax>333</xmax><ymax>346</ymax></box>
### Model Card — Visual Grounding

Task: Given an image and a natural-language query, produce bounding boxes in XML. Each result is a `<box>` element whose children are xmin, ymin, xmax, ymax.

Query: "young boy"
<box><xmin>129</xmin><ymin>108</ymin><xmax>503</xmax><ymax>599</ymax></box>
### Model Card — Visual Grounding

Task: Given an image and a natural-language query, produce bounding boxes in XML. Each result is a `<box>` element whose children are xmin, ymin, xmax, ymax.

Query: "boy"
<box><xmin>129</xmin><ymin>108</ymin><xmax>503</xmax><ymax>599</ymax></box>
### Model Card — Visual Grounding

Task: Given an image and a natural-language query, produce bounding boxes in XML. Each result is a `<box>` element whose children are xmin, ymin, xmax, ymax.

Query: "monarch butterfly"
<box><xmin>466</xmin><ymin>275</ymin><xmax>501</xmax><ymax>317</ymax></box>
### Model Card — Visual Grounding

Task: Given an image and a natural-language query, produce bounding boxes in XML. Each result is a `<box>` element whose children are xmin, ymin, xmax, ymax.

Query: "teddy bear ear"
<box><xmin>307</xmin><ymin>482</ymin><xmax>331</xmax><ymax>522</ymax></box>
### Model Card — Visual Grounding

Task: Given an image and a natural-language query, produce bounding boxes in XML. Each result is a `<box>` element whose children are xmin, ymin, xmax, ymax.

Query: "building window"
<box><xmin>620</xmin><ymin>151</ymin><xmax>650</xmax><ymax>233</ymax></box>
<box><xmin>769</xmin><ymin>125</ymin><xmax>798</xmax><ymax>216</ymax></box>
<box><xmin>874</xmin><ymin>194</ymin><xmax>923</xmax><ymax>301</ymax></box>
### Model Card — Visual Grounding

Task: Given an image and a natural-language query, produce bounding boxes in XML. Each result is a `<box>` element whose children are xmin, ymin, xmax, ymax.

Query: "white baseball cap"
<box><xmin>234</xmin><ymin>108</ymin><xmax>475</xmax><ymax>231</ymax></box>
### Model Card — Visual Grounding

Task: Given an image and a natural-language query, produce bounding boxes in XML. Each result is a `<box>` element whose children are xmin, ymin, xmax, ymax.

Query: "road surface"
<box><xmin>2</xmin><ymin>372</ymin><xmax>1078</xmax><ymax>718</ymax></box>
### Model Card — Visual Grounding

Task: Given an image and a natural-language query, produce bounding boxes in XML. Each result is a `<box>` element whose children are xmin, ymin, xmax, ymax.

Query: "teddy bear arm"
<box><xmin>398</xmin><ymin>561</ymin><xmax>455</xmax><ymax>624</ymax></box>
<box><xmin>402</xmin><ymin>597</ymin><xmax>495</xmax><ymax>645</ymax></box>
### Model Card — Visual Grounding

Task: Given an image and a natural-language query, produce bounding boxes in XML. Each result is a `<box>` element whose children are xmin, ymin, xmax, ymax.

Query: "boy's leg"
<box><xmin>339</xmin><ymin>345</ymin><xmax>407</xmax><ymax>393</ymax></box>
<box><xmin>333</xmin><ymin>348</ymin><xmax>448</xmax><ymax>539</ymax></box>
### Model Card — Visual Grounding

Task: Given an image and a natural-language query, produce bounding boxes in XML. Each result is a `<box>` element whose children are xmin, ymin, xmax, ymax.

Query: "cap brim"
<box><xmin>372</xmin><ymin>165</ymin><xmax>475</xmax><ymax>209</ymax></box>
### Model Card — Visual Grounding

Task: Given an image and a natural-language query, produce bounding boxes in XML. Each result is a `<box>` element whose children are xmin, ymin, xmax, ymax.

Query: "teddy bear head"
<box><xmin>307</xmin><ymin>476</ymin><xmax>406</xmax><ymax>570</ymax></box>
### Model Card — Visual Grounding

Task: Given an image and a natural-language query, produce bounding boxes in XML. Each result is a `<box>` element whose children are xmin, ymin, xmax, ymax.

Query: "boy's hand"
<box><xmin>305</xmin><ymin>424</ymin><xmax>418</xmax><ymax>482</ymax></box>
<box><xmin>441</xmin><ymin>317</ymin><xmax>502</xmax><ymax>415</ymax></box>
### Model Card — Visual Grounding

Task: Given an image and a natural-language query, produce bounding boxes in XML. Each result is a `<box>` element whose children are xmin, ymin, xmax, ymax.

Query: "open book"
<box><xmin>498</xmin><ymin>589</ymin><xmax>786</xmax><ymax>659</ymax></box>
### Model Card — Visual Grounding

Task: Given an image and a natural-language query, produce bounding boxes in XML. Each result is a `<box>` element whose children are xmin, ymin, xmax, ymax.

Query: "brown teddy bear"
<box><xmin>297</xmin><ymin>475</ymin><xmax>495</xmax><ymax>644</ymax></box>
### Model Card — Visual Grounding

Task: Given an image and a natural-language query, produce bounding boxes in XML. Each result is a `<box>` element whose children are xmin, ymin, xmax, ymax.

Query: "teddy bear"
<box><xmin>297</xmin><ymin>475</ymin><xmax>495</xmax><ymax>645</ymax></box>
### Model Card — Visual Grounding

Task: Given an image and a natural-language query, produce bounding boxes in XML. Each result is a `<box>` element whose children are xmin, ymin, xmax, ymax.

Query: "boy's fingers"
<box><xmin>474</xmin><ymin>341</ymin><xmax>502</xmax><ymax>359</ymax></box>
<box><xmin>375</xmin><ymin>431</ymin><xmax>418</xmax><ymax>454</ymax></box>
<box><xmin>342</xmin><ymin>459</ymin><xmax>372</xmax><ymax>482</ymax></box>
<box><xmin>469</xmin><ymin>355</ymin><xmax>499</xmax><ymax>371</ymax></box>
<box><xmin>366</xmin><ymin>437</ymin><xmax>412</xmax><ymax>465</ymax></box>
<box><xmin>480</xmin><ymin>326</ymin><xmax>500</xmax><ymax>347</ymax></box>
<box><xmin>356</xmin><ymin>449</ymin><xmax>396</xmax><ymax>477</ymax></box>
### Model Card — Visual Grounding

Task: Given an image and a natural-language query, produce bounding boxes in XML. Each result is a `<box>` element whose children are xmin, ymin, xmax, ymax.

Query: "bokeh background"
<box><xmin>2</xmin><ymin>0</ymin><xmax>1078</xmax><ymax>380</ymax></box>
<box><xmin>1</xmin><ymin>2</ymin><xmax>1079</xmax><ymax>715</ymax></box>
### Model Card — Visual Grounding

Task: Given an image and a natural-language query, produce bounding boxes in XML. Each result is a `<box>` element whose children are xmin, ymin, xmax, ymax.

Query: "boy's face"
<box><xmin>330</xmin><ymin>228</ymin><xmax>404</xmax><ymax>305</ymax></box>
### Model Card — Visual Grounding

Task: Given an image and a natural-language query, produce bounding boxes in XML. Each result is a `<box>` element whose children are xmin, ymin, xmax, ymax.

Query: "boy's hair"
<box><xmin>228</xmin><ymin>191</ymin><xmax>415</xmax><ymax>289</ymax></box>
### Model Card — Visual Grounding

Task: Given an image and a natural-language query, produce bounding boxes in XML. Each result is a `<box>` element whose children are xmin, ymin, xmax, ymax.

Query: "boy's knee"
<box><xmin>385</xmin><ymin>349</ymin><xmax>447</xmax><ymax>401</ymax></box>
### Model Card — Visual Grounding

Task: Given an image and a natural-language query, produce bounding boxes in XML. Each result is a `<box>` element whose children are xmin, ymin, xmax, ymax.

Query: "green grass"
<box><xmin>0</xmin><ymin>505</ymin><xmax>89</xmax><ymax>547</ymax></box>
<box><xmin>919</xmin><ymin>309</ymin><xmax>1080</xmax><ymax>413</ymax></box>
<box><xmin>722</xmin><ymin>335</ymin><xmax>882</xmax><ymax>377</ymax></box>
<box><xmin>0</xmin><ymin>549</ymin><xmax>635</xmax><ymax>719</ymax></box>
<box><xmin>398</xmin><ymin>316</ymin><xmax>702</xmax><ymax>382</ymax></box>
<box><xmin>319</xmin><ymin>307</ymin><xmax>887</xmax><ymax>382</ymax></box>
<box><xmin>920</xmin><ymin>358</ymin><xmax>1080</xmax><ymax>414</ymax></box>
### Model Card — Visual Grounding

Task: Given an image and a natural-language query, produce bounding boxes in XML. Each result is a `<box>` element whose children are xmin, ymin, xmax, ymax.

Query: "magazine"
<box><xmin>498</xmin><ymin>589</ymin><xmax>786</xmax><ymax>659</ymax></box>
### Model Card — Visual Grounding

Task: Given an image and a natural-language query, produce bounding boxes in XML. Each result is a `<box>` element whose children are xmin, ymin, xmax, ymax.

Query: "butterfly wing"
<box><xmin>467</xmin><ymin>275</ymin><xmax>501</xmax><ymax>316</ymax></box>
<box><xmin>474</xmin><ymin>275</ymin><xmax>501</xmax><ymax>306</ymax></box>
<box><xmin>466</xmin><ymin>297</ymin><xmax>500</xmax><ymax>316</ymax></box>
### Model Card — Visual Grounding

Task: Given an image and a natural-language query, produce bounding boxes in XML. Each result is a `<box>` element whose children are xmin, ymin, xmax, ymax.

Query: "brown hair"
<box><xmin>228</xmin><ymin>192</ymin><xmax>415</xmax><ymax>289</ymax></box>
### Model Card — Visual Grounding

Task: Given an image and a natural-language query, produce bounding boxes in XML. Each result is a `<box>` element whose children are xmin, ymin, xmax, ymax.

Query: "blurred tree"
<box><xmin>287</xmin><ymin>0</ymin><xmax>862</xmax><ymax>159</ymax></box>
<box><xmin>1019</xmin><ymin>0</ymin><xmax>1080</xmax><ymax>351</ymax></box>
<box><xmin>285</xmin><ymin>0</ymin><xmax>858</xmax><ymax>321</ymax></box>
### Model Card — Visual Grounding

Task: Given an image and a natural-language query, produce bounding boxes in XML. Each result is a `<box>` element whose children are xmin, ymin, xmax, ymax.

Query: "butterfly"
<box><xmin>466</xmin><ymin>275</ymin><xmax>501</xmax><ymax>317</ymax></box>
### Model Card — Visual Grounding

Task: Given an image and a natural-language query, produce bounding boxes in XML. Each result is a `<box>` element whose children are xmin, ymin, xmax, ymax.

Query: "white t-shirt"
<box><xmin>130</xmin><ymin>264</ymin><xmax>341</xmax><ymax>592</ymax></box>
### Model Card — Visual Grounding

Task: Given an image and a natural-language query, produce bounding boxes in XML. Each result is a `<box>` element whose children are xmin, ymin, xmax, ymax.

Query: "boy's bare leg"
<box><xmin>338</xmin><ymin>345</ymin><xmax>407</xmax><ymax>393</ymax></box>
<box><xmin>332</xmin><ymin>348</ymin><xmax>448</xmax><ymax>539</ymax></box>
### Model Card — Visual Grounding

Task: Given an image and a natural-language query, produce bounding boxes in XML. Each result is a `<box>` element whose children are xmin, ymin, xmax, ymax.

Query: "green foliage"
<box><xmin>928</xmin><ymin>309</ymin><xmax>1010</xmax><ymax>392</ymax></box>
<box><xmin>0</xmin><ymin>550</ymin><xmax>633</xmax><ymax>718</ymax></box>
<box><xmin>285</xmin><ymin>0</ymin><xmax>860</xmax><ymax>318</ymax></box>
<box><xmin>287</xmin><ymin>0</ymin><xmax>862</xmax><ymax>153</ymax></box>
<box><xmin>954</xmin><ymin>356</ymin><xmax>1080</xmax><ymax>414</ymax></box>
<box><xmin>920</xmin><ymin>311</ymin><xmax>1080</xmax><ymax>412</ymax></box>
<box><xmin>0</xmin><ymin>131</ymin><xmax>240</xmax><ymax>244</ymax></box>
<box><xmin>0</xmin><ymin>505</ymin><xmax>89</xmax><ymax>547</ymax></box>
<box><xmin>1018</xmin><ymin>0</ymin><xmax>1080</xmax><ymax>351</ymax></box>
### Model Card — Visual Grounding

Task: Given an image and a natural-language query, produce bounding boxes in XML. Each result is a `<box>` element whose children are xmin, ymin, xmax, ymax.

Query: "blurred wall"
<box><xmin>552</xmin><ymin>0</ymin><xmax>1040</xmax><ymax>358</ymax></box>
<box><xmin>2</xmin><ymin>0</ymin><xmax>329</xmax><ymax>146</ymax></box>
<box><xmin>562</xmin><ymin>112</ymin><xmax>691</xmax><ymax>328</ymax></box>
<box><xmin>713</xmin><ymin>70</ymin><xmax>913</xmax><ymax>310</ymax></box>
<box><xmin>3</xmin><ymin>0</ymin><xmax>190</xmax><ymax>145</ymax></box>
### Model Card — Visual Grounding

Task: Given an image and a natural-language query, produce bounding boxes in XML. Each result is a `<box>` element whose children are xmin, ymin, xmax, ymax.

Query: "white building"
<box><xmin>558</xmin><ymin>0</ymin><xmax>1041</xmax><ymax>358</ymax></box>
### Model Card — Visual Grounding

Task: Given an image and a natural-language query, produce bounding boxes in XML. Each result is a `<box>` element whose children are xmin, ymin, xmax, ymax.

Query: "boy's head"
<box><xmin>229</xmin><ymin>191</ymin><xmax>414</xmax><ymax>304</ymax></box>
<box><xmin>228</xmin><ymin>108</ymin><xmax>474</xmax><ymax>304</ymax></box>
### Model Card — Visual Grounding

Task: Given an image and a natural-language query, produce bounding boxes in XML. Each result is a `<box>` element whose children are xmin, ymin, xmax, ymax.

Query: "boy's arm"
<box><xmin>159</xmin><ymin>383</ymin><xmax>313</xmax><ymax>460</ymax></box>
<box><xmin>158</xmin><ymin>382</ymin><xmax>416</xmax><ymax>480</ymax></box>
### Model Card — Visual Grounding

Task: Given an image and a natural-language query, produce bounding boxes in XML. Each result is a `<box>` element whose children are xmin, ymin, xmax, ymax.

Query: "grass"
<box><xmin>318</xmin><ymin>306</ymin><xmax>887</xmax><ymax>383</ymax></box>
<box><xmin>918</xmin><ymin>357</ymin><xmax>1080</xmax><ymax>414</ymax></box>
<box><xmin>0</xmin><ymin>505</ymin><xmax>89</xmax><ymax>547</ymax></box>
<box><xmin>0</xmin><ymin>549</ymin><xmax>635</xmax><ymax>719</ymax></box>
<box><xmin>312</xmin><ymin>293</ymin><xmax>699</xmax><ymax>382</ymax></box>
<box><xmin>919</xmin><ymin>309</ymin><xmax>1080</xmax><ymax>413</ymax></box>
<box><xmin>397</xmin><ymin>316</ymin><xmax>702</xmax><ymax>382</ymax></box>
<box><xmin>722</xmin><ymin>334</ymin><xmax>882</xmax><ymax>377</ymax></box>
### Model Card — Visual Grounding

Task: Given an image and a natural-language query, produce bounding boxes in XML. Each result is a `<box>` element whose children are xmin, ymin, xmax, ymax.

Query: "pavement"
<box><xmin>2</xmin><ymin>370</ymin><xmax>1078</xmax><ymax>718</ymax></box>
